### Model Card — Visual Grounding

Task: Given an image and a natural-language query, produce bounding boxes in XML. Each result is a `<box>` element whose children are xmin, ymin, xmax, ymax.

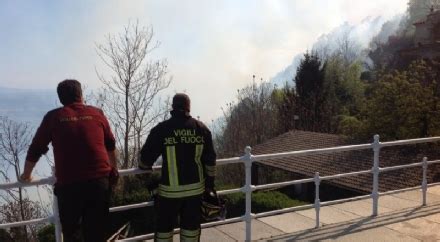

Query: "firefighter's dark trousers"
<box><xmin>155</xmin><ymin>195</ymin><xmax>202</xmax><ymax>242</ymax></box>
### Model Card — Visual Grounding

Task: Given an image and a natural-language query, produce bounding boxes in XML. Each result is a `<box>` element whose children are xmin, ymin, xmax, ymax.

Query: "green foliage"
<box><xmin>288</xmin><ymin>53</ymin><xmax>366</xmax><ymax>134</ymax></box>
<box><xmin>223</xmin><ymin>191</ymin><xmax>308</xmax><ymax>218</ymax></box>
<box><xmin>37</xmin><ymin>224</ymin><xmax>55</xmax><ymax>242</ymax></box>
<box><xmin>295</xmin><ymin>52</ymin><xmax>326</xmax><ymax>131</ymax></box>
<box><xmin>316</xmin><ymin>56</ymin><xmax>366</xmax><ymax>135</ymax></box>
<box><xmin>112</xmin><ymin>189</ymin><xmax>150</xmax><ymax>206</ymax></box>
<box><xmin>109</xmin><ymin>189</ymin><xmax>156</xmax><ymax>237</ymax></box>
<box><xmin>362</xmin><ymin>59</ymin><xmax>440</xmax><ymax>140</ymax></box>
<box><xmin>340</xmin><ymin>62</ymin><xmax>365</xmax><ymax>113</ymax></box>
<box><xmin>295</xmin><ymin>52</ymin><xmax>325</xmax><ymax>103</ymax></box>
<box><xmin>0</xmin><ymin>229</ymin><xmax>13</xmax><ymax>242</ymax></box>
<box><xmin>273</xmin><ymin>84</ymin><xmax>297</xmax><ymax>133</ymax></box>
<box><xmin>338</xmin><ymin>115</ymin><xmax>364</xmax><ymax>139</ymax></box>
<box><xmin>115</xmin><ymin>172</ymin><xmax>161</xmax><ymax>205</ymax></box>
<box><xmin>109</xmin><ymin>173</ymin><xmax>160</xmax><ymax>237</ymax></box>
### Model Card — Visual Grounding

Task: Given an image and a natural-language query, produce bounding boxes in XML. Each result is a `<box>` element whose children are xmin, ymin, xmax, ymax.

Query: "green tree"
<box><xmin>273</xmin><ymin>83</ymin><xmax>297</xmax><ymax>133</ymax></box>
<box><xmin>295</xmin><ymin>52</ymin><xmax>326</xmax><ymax>131</ymax></box>
<box><xmin>37</xmin><ymin>224</ymin><xmax>55</xmax><ymax>242</ymax></box>
<box><xmin>321</xmin><ymin>55</ymin><xmax>366</xmax><ymax>134</ymax></box>
<box><xmin>0</xmin><ymin>229</ymin><xmax>13</xmax><ymax>242</ymax></box>
<box><xmin>295</xmin><ymin>54</ymin><xmax>365</xmax><ymax>134</ymax></box>
<box><xmin>363</xmin><ymin>59</ymin><xmax>440</xmax><ymax>140</ymax></box>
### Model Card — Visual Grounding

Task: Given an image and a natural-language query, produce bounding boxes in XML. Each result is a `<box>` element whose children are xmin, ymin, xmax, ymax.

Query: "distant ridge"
<box><xmin>0</xmin><ymin>86</ymin><xmax>59</xmax><ymax>125</ymax></box>
<box><xmin>0</xmin><ymin>86</ymin><xmax>53</xmax><ymax>92</ymax></box>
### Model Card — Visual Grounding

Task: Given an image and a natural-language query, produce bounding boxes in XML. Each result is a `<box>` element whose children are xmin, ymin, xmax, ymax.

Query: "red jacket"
<box><xmin>26</xmin><ymin>103</ymin><xmax>116</xmax><ymax>185</ymax></box>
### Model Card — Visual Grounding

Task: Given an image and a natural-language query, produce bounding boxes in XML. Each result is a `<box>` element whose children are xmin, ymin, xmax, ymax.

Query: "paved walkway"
<box><xmin>202</xmin><ymin>185</ymin><xmax>440</xmax><ymax>241</ymax></box>
<box><xmin>146</xmin><ymin>185</ymin><xmax>440</xmax><ymax>241</ymax></box>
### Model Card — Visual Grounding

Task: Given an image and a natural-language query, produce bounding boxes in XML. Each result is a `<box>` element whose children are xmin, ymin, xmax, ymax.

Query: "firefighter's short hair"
<box><xmin>172</xmin><ymin>93</ymin><xmax>191</xmax><ymax>112</ymax></box>
<box><xmin>57</xmin><ymin>79</ymin><xmax>83</xmax><ymax>106</ymax></box>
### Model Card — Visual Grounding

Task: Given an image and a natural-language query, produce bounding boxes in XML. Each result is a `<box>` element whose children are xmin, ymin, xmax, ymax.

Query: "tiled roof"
<box><xmin>251</xmin><ymin>130</ymin><xmax>440</xmax><ymax>193</ymax></box>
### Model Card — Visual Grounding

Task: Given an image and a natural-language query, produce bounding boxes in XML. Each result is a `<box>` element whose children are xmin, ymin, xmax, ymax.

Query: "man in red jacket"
<box><xmin>20</xmin><ymin>79</ymin><xmax>118</xmax><ymax>242</ymax></box>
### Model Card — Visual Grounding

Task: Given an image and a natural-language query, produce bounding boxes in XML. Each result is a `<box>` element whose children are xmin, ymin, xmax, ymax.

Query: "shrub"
<box><xmin>111</xmin><ymin>189</ymin><xmax>150</xmax><ymax>206</ymax></box>
<box><xmin>37</xmin><ymin>224</ymin><xmax>55</xmax><ymax>242</ymax></box>
<box><xmin>223</xmin><ymin>190</ymin><xmax>308</xmax><ymax>218</ymax></box>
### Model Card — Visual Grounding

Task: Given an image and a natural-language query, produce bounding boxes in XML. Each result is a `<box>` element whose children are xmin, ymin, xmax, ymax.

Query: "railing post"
<box><xmin>372</xmin><ymin>134</ymin><xmax>381</xmax><ymax>216</ymax></box>
<box><xmin>243</xmin><ymin>146</ymin><xmax>253</xmax><ymax>242</ymax></box>
<box><xmin>314</xmin><ymin>172</ymin><xmax>321</xmax><ymax>228</ymax></box>
<box><xmin>422</xmin><ymin>157</ymin><xmax>428</xmax><ymax>206</ymax></box>
<box><xmin>51</xmin><ymin>167</ymin><xmax>63</xmax><ymax>242</ymax></box>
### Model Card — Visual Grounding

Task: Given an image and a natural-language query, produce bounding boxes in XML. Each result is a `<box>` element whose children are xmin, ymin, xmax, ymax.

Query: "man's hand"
<box><xmin>205</xmin><ymin>176</ymin><xmax>215</xmax><ymax>192</ymax></box>
<box><xmin>20</xmin><ymin>160</ymin><xmax>36</xmax><ymax>183</ymax></box>
<box><xmin>109</xmin><ymin>167</ymin><xmax>119</xmax><ymax>190</ymax></box>
<box><xmin>19</xmin><ymin>173</ymin><xmax>33</xmax><ymax>183</ymax></box>
<box><xmin>139</xmin><ymin>161</ymin><xmax>153</xmax><ymax>171</ymax></box>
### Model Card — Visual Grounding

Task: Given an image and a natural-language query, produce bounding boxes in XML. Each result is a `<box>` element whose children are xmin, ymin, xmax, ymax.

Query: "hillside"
<box><xmin>270</xmin><ymin>15</ymin><xmax>403</xmax><ymax>86</ymax></box>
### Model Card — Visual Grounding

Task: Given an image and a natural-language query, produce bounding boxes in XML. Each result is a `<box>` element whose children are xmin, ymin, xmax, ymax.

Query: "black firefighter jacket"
<box><xmin>140</xmin><ymin>110</ymin><xmax>216</xmax><ymax>198</ymax></box>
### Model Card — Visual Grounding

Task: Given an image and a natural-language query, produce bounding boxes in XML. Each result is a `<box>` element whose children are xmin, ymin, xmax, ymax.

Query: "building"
<box><xmin>414</xmin><ymin>7</ymin><xmax>440</xmax><ymax>47</ymax></box>
<box><xmin>401</xmin><ymin>7</ymin><xmax>440</xmax><ymax>59</ymax></box>
<box><xmin>251</xmin><ymin>130</ymin><xmax>440</xmax><ymax>201</ymax></box>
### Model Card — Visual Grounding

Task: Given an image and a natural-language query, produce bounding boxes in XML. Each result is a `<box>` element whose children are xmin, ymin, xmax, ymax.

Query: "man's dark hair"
<box><xmin>172</xmin><ymin>93</ymin><xmax>191</xmax><ymax>112</ymax></box>
<box><xmin>57</xmin><ymin>79</ymin><xmax>83</xmax><ymax>106</ymax></box>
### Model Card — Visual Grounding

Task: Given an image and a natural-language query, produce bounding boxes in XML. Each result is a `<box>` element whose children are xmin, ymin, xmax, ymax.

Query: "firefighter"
<box><xmin>139</xmin><ymin>93</ymin><xmax>216</xmax><ymax>242</ymax></box>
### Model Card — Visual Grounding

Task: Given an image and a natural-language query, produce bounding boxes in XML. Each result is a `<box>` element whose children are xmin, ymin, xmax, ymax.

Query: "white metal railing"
<box><xmin>0</xmin><ymin>169</ymin><xmax>62</xmax><ymax>241</ymax></box>
<box><xmin>1</xmin><ymin>135</ymin><xmax>440</xmax><ymax>242</ymax></box>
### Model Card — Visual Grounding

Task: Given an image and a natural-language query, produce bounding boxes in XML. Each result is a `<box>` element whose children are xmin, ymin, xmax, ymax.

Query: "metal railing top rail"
<box><xmin>380</xmin><ymin>162</ymin><xmax>422</xmax><ymax>172</ymax></box>
<box><xmin>0</xmin><ymin>177</ymin><xmax>54</xmax><ymax>190</ymax></box>
<box><xmin>380</xmin><ymin>137</ymin><xmax>440</xmax><ymax>147</ymax></box>
<box><xmin>109</xmin><ymin>201</ymin><xmax>154</xmax><ymax>213</ymax></box>
<box><xmin>0</xmin><ymin>217</ymin><xmax>52</xmax><ymax>230</ymax></box>
<box><xmin>427</xmin><ymin>159</ymin><xmax>440</xmax><ymax>165</ymax></box>
<box><xmin>2</xmin><ymin>136</ymin><xmax>440</xmax><ymax>191</ymax></box>
<box><xmin>251</xmin><ymin>136</ymin><xmax>440</xmax><ymax>162</ymax></box>
<box><xmin>253</xmin><ymin>177</ymin><xmax>314</xmax><ymax>191</ymax></box>
<box><xmin>251</xmin><ymin>143</ymin><xmax>372</xmax><ymax>162</ymax></box>
<box><xmin>111</xmin><ymin>158</ymin><xmax>440</xmax><ymax>213</ymax></box>
<box><xmin>217</xmin><ymin>156</ymin><xmax>243</xmax><ymax>165</ymax></box>
<box><xmin>1</xmin><ymin>135</ymin><xmax>440</xmax><ymax>242</ymax></box>
<box><xmin>3</xmin><ymin>158</ymin><xmax>435</xmax><ymax>201</ymax></box>
<box><xmin>116</xmin><ymin>156</ymin><xmax>243</xmax><ymax>177</ymax></box>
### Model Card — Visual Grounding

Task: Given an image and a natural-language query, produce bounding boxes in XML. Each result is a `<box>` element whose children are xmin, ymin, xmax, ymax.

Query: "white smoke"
<box><xmin>270</xmin><ymin>14</ymin><xmax>404</xmax><ymax>87</ymax></box>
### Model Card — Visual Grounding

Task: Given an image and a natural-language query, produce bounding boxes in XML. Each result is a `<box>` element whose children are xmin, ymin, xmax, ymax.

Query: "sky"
<box><xmin>0</xmin><ymin>0</ymin><xmax>408</xmax><ymax>123</ymax></box>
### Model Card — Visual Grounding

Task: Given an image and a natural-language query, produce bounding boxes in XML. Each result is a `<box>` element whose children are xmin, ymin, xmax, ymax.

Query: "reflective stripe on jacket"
<box><xmin>140</xmin><ymin>110</ymin><xmax>216</xmax><ymax>198</ymax></box>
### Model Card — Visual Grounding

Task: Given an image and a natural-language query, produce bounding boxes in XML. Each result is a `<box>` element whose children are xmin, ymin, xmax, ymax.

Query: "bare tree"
<box><xmin>0</xmin><ymin>198</ymin><xmax>45</xmax><ymax>242</ymax></box>
<box><xmin>336</xmin><ymin>29</ymin><xmax>362</xmax><ymax>66</ymax></box>
<box><xmin>95</xmin><ymin>21</ymin><xmax>171</xmax><ymax>168</ymax></box>
<box><xmin>214</xmin><ymin>77</ymin><xmax>282</xmax><ymax>186</ymax></box>
<box><xmin>0</xmin><ymin>117</ymin><xmax>35</xmax><ymax>241</ymax></box>
<box><xmin>217</xmin><ymin>76</ymin><xmax>279</xmax><ymax>157</ymax></box>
